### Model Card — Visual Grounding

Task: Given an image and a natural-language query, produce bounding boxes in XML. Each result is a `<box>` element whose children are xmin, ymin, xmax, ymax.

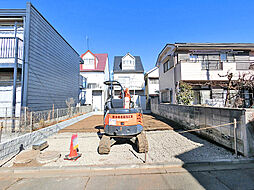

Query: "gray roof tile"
<box><xmin>113</xmin><ymin>56</ymin><xmax>144</xmax><ymax>73</ymax></box>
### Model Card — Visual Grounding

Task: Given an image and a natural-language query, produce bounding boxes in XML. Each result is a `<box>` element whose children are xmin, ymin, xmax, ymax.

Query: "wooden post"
<box><xmin>19</xmin><ymin>109</ymin><xmax>22</xmax><ymax>133</ymax></box>
<box><xmin>0</xmin><ymin>122</ymin><xmax>3</xmax><ymax>143</ymax></box>
<box><xmin>234</xmin><ymin>118</ymin><xmax>238</xmax><ymax>158</ymax></box>
<box><xmin>145</xmin><ymin>130</ymin><xmax>147</xmax><ymax>163</ymax></box>
<box><xmin>30</xmin><ymin>112</ymin><xmax>33</xmax><ymax>133</ymax></box>
<box><xmin>52</xmin><ymin>104</ymin><xmax>54</xmax><ymax>119</ymax></box>
<box><xmin>5</xmin><ymin>107</ymin><xmax>7</xmax><ymax>133</ymax></box>
<box><xmin>56</xmin><ymin>108</ymin><xmax>59</xmax><ymax>122</ymax></box>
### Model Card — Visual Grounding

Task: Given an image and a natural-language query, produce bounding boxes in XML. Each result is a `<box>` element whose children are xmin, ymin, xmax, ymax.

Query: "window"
<box><xmin>220</xmin><ymin>53</ymin><xmax>227</xmax><ymax>62</ymax></box>
<box><xmin>84</xmin><ymin>58</ymin><xmax>94</xmax><ymax>65</ymax></box>
<box><xmin>190</xmin><ymin>54</ymin><xmax>198</xmax><ymax>62</ymax></box>
<box><xmin>87</xmin><ymin>83</ymin><xmax>98</xmax><ymax>89</ymax></box>
<box><xmin>83</xmin><ymin>78</ymin><xmax>87</xmax><ymax>88</ymax></box>
<box><xmin>163</xmin><ymin>61</ymin><xmax>168</xmax><ymax>73</ymax></box>
<box><xmin>122</xmin><ymin>59</ymin><xmax>135</xmax><ymax>70</ymax></box>
<box><xmin>150</xmin><ymin>78</ymin><xmax>159</xmax><ymax>84</ymax></box>
<box><xmin>194</xmin><ymin>54</ymin><xmax>222</xmax><ymax>70</ymax></box>
<box><xmin>161</xmin><ymin>91</ymin><xmax>169</xmax><ymax>103</ymax></box>
<box><xmin>235</xmin><ymin>51</ymin><xmax>250</xmax><ymax>70</ymax></box>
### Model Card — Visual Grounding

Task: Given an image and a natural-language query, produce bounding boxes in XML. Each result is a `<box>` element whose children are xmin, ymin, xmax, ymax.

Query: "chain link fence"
<box><xmin>0</xmin><ymin>105</ymin><xmax>92</xmax><ymax>143</ymax></box>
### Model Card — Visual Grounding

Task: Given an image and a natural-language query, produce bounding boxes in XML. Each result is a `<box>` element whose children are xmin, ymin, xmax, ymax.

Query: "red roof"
<box><xmin>80</xmin><ymin>50</ymin><xmax>108</xmax><ymax>72</ymax></box>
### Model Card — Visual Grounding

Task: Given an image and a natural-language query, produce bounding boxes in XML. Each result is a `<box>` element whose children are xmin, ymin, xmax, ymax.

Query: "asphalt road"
<box><xmin>1</xmin><ymin>162</ymin><xmax>254</xmax><ymax>190</ymax></box>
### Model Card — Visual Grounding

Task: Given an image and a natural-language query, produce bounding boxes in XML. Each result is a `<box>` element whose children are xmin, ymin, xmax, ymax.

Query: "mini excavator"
<box><xmin>98</xmin><ymin>81</ymin><xmax>148</xmax><ymax>154</ymax></box>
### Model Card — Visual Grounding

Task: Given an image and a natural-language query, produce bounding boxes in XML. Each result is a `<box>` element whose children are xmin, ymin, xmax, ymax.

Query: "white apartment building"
<box><xmin>144</xmin><ymin>67</ymin><xmax>159</xmax><ymax>109</ymax></box>
<box><xmin>113</xmin><ymin>53</ymin><xmax>145</xmax><ymax>109</ymax></box>
<box><xmin>80</xmin><ymin>50</ymin><xmax>109</xmax><ymax>111</ymax></box>
<box><xmin>156</xmin><ymin>43</ymin><xmax>254</xmax><ymax>108</ymax></box>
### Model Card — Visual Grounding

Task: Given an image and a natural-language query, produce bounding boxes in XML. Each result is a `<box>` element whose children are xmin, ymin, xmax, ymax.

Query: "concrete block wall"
<box><xmin>151</xmin><ymin>100</ymin><xmax>254</xmax><ymax>157</ymax></box>
<box><xmin>0</xmin><ymin>111</ymin><xmax>94</xmax><ymax>160</ymax></box>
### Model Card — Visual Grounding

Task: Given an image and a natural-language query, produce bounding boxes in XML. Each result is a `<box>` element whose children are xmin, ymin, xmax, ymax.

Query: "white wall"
<box><xmin>0</xmin><ymin>86</ymin><xmax>21</xmax><ymax>117</ymax></box>
<box><xmin>122</xmin><ymin>54</ymin><xmax>135</xmax><ymax>70</ymax></box>
<box><xmin>80</xmin><ymin>72</ymin><xmax>105</xmax><ymax>105</ymax></box>
<box><xmin>158</xmin><ymin>64</ymin><xmax>176</xmax><ymax>103</ymax></box>
<box><xmin>81</xmin><ymin>72</ymin><xmax>105</xmax><ymax>88</ymax></box>
<box><xmin>114</xmin><ymin>73</ymin><xmax>144</xmax><ymax>90</ymax></box>
<box><xmin>180</xmin><ymin>61</ymin><xmax>254</xmax><ymax>81</ymax></box>
<box><xmin>81</xmin><ymin>51</ymin><xmax>98</xmax><ymax>70</ymax></box>
<box><xmin>146</xmin><ymin>67</ymin><xmax>159</xmax><ymax>95</ymax></box>
<box><xmin>148</xmin><ymin>81</ymin><xmax>159</xmax><ymax>95</ymax></box>
<box><xmin>80</xmin><ymin>55</ymin><xmax>109</xmax><ymax>111</ymax></box>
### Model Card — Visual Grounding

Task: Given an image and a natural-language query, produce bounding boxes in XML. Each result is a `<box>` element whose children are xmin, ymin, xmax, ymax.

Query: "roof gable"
<box><xmin>80</xmin><ymin>50</ymin><xmax>108</xmax><ymax>72</ymax></box>
<box><xmin>122</xmin><ymin>52</ymin><xmax>135</xmax><ymax>60</ymax></box>
<box><xmin>113</xmin><ymin>55</ymin><xmax>144</xmax><ymax>73</ymax></box>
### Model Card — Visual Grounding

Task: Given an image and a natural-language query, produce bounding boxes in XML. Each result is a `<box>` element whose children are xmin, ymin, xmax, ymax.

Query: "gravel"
<box><xmin>39</xmin><ymin>130</ymin><xmax>237</xmax><ymax>167</ymax></box>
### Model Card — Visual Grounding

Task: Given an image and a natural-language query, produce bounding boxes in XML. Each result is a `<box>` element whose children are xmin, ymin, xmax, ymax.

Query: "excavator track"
<box><xmin>136</xmin><ymin>131</ymin><xmax>148</xmax><ymax>153</ymax></box>
<box><xmin>98</xmin><ymin>135</ymin><xmax>111</xmax><ymax>154</ymax></box>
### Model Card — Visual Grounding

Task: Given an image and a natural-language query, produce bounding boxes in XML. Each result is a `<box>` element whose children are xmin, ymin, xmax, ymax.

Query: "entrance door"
<box><xmin>92</xmin><ymin>90</ymin><xmax>102</xmax><ymax>111</ymax></box>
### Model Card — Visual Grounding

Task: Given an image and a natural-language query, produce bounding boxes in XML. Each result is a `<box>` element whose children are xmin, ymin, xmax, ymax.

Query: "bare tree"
<box><xmin>219</xmin><ymin>71</ymin><xmax>254</xmax><ymax>108</ymax></box>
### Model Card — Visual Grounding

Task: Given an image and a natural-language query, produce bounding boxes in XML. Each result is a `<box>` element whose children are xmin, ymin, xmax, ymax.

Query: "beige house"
<box><xmin>156</xmin><ymin>43</ymin><xmax>254</xmax><ymax>107</ymax></box>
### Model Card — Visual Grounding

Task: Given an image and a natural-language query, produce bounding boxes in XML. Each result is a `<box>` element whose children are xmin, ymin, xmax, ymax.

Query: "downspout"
<box><xmin>20</xmin><ymin>16</ymin><xmax>26</xmax><ymax>112</ymax></box>
<box><xmin>11</xmin><ymin>22</ymin><xmax>18</xmax><ymax>132</ymax></box>
<box><xmin>22</xmin><ymin>2</ymin><xmax>31</xmax><ymax>108</ymax></box>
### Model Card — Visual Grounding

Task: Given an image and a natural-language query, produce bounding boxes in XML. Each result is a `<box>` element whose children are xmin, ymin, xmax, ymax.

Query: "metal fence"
<box><xmin>0</xmin><ymin>37</ymin><xmax>23</xmax><ymax>64</ymax></box>
<box><xmin>0</xmin><ymin>105</ymin><xmax>92</xmax><ymax>143</ymax></box>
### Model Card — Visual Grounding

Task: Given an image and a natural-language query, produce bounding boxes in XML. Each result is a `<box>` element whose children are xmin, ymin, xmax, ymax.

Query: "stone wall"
<box><xmin>151</xmin><ymin>99</ymin><xmax>254</xmax><ymax>157</ymax></box>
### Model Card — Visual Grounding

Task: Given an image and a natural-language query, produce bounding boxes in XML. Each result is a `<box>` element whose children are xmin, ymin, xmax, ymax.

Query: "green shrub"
<box><xmin>177</xmin><ymin>82</ymin><xmax>194</xmax><ymax>105</ymax></box>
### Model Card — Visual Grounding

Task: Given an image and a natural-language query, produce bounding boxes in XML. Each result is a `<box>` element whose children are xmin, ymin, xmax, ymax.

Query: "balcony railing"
<box><xmin>201</xmin><ymin>60</ymin><xmax>223</xmax><ymax>70</ymax></box>
<box><xmin>179</xmin><ymin>59</ymin><xmax>254</xmax><ymax>70</ymax></box>
<box><xmin>85</xmin><ymin>83</ymin><xmax>102</xmax><ymax>89</ymax></box>
<box><xmin>0</xmin><ymin>37</ymin><xmax>23</xmax><ymax>64</ymax></box>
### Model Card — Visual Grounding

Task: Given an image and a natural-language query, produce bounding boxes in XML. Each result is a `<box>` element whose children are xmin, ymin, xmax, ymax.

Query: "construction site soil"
<box><xmin>3</xmin><ymin>113</ymin><xmax>238</xmax><ymax>168</ymax></box>
<box><xmin>58</xmin><ymin>114</ymin><xmax>174</xmax><ymax>133</ymax></box>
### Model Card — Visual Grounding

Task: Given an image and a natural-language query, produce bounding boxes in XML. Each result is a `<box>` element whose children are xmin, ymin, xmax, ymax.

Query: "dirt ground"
<box><xmin>58</xmin><ymin>114</ymin><xmax>173</xmax><ymax>133</ymax></box>
<box><xmin>4</xmin><ymin>114</ymin><xmax>237</xmax><ymax>168</ymax></box>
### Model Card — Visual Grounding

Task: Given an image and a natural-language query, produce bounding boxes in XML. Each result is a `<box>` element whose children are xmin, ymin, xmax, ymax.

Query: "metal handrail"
<box><xmin>0</xmin><ymin>37</ymin><xmax>23</xmax><ymax>61</ymax></box>
<box><xmin>0</xmin><ymin>37</ymin><xmax>23</xmax><ymax>41</ymax></box>
<box><xmin>179</xmin><ymin>59</ymin><xmax>254</xmax><ymax>63</ymax></box>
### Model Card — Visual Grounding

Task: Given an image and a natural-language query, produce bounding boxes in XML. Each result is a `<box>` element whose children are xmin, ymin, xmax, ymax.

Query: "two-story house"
<box><xmin>156</xmin><ymin>43</ymin><xmax>254</xmax><ymax>107</ymax></box>
<box><xmin>144</xmin><ymin>67</ymin><xmax>159</xmax><ymax>109</ymax></box>
<box><xmin>80</xmin><ymin>50</ymin><xmax>109</xmax><ymax>111</ymax></box>
<box><xmin>113</xmin><ymin>53</ymin><xmax>145</xmax><ymax>109</ymax></box>
<box><xmin>0</xmin><ymin>3</ymin><xmax>81</xmax><ymax>122</ymax></box>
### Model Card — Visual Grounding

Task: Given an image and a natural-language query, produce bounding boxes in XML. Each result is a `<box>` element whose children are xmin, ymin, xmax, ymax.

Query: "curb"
<box><xmin>1</xmin><ymin>158</ymin><xmax>254</xmax><ymax>178</ymax></box>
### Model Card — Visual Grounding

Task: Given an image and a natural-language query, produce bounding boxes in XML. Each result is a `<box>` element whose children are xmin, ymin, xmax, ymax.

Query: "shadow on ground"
<box><xmin>149</xmin><ymin>113</ymin><xmax>254</xmax><ymax>189</ymax></box>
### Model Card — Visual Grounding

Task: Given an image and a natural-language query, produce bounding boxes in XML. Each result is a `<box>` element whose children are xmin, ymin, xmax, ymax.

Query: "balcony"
<box><xmin>85</xmin><ymin>83</ymin><xmax>103</xmax><ymax>89</ymax></box>
<box><xmin>0</xmin><ymin>37</ymin><xmax>23</xmax><ymax>68</ymax></box>
<box><xmin>201</xmin><ymin>60</ymin><xmax>223</xmax><ymax>70</ymax></box>
<box><xmin>177</xmin><ymin>59</ymin><xmax>254</xmax><ymax>81</ymax></box>
<box><xmin>115</xmin><ymin>81</ymin><xmax>144</xmax><ymax>90</ymax></box>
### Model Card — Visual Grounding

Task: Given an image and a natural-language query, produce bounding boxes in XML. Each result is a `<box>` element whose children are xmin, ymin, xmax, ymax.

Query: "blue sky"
<box><xmin>2</xmin><ymin>0</ymin><xmax>254</xmax><ymax>72</ymax></box>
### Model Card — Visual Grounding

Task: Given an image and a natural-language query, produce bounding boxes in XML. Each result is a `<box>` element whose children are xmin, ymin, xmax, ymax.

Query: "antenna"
<box><xmin>86</xmin><ymin>35</ymin><xmax>89</xmax><ymax>50</ymax></box>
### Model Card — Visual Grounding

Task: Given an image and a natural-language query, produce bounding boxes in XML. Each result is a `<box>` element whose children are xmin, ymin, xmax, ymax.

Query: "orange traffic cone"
<box><xmin>64</xmin><ymin>134</ymin><xmax>81</xmax><ymax>161</ymax></box>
